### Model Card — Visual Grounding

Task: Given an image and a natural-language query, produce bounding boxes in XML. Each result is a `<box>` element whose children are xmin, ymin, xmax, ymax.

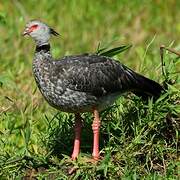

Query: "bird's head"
<box><xmin>23</xmin><ymin>20</ymin><xmax>59</xmax><ymax>46</ymax></box>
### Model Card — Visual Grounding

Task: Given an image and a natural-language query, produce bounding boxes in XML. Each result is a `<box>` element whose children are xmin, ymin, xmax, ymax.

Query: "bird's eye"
<box><xmin>29</xmin><ymin>24</ymin><xmax>39</xmax><ymax>32</ymax></box>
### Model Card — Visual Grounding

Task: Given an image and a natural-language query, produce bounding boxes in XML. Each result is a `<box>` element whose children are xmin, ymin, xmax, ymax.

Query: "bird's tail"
<box><xmin>125</xmin><ymin>68</ymin><xmax>164</xmax><ymax>99</ymax></box>
<box><xmin>134</xmin><ymin>75</ymin><xmax>163</xmax><ymax>99</ymax></box>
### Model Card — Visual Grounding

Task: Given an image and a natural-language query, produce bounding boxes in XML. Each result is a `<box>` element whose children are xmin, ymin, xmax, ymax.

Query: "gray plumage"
<box><xmin>23</xmin><ymin>20</ymin><xmax>163</xmax><ymax>113</ymax></box>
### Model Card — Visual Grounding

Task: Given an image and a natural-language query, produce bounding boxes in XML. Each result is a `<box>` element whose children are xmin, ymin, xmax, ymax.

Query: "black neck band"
<box><xmin>36</xmin><ymin>44</ymin><xmax>50</xmax><ymax>52</ymax></box>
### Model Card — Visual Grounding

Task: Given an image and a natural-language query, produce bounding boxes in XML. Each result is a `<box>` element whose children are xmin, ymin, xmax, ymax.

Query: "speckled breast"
<box><xmin>32</xmin><ymin>61</ymin><xmax>98</xmax><ymax>112</ymax></box>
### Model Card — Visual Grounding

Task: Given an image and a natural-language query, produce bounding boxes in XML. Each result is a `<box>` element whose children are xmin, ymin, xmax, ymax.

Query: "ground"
<box><xmin>0</xmin><ymin>1</ymin><xmax>180</xmax><ymax>179</ymax></box>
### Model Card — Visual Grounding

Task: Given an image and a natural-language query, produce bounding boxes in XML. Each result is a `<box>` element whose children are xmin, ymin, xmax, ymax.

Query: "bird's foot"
<box><xmin>92</xmin><ymin>155</ymin><xmax>100</xmax><ymax>161</ymax></box>
<box><xmin>71</xmin><ymin>151</ymin><xmax>79</xmax><ymax>161</ymax></box>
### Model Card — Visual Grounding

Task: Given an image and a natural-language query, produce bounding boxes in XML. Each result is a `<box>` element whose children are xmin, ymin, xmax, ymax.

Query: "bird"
<box><xmin>23</xmin><ymin>20</ymin><xmax>163</xmax><ymax>161</ymax></box>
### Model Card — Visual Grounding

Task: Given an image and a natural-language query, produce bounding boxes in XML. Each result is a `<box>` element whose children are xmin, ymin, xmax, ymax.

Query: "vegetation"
<box><xmin>0</xmin><ymin>0</ymin><xmax>179</xmax><ymax>179</ymax></box>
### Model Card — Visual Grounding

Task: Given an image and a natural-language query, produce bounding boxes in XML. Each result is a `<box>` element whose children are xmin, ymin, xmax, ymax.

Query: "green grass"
<box><xmin>0</xmin><ymin>0</ymin><xmax>180</xmax><ymax>179</ymax></box>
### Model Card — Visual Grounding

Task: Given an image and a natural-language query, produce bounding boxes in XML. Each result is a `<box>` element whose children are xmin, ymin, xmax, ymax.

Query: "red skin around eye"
<box><xmin>28</xmin><ymin>25</ymin><xmax>38</xmax><ymax>33</ymax></box>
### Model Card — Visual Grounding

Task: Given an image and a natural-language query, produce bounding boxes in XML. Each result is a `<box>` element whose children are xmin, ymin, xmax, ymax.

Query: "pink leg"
<box><xmin>92</xmin><ymin>109</ymin><xmax>101</xmax><ymax>160</ymax></box>
<box><xmin>71</xmin><ymin>113</ymin><xmax>82</xmax><ymax>160</ymax></box>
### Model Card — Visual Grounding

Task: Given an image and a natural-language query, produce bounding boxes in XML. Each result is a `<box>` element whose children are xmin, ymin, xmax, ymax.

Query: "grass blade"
<box><xmin>98</xmin><ymin>44</ymin><xmax>132</xmax><ymax>57</ymax></box>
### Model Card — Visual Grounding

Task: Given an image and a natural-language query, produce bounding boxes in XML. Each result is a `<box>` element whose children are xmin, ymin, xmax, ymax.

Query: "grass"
<box><xmin>0</xmin><ymin>0</ymin><xmax>180</xmax><ymax>179</ymax></box>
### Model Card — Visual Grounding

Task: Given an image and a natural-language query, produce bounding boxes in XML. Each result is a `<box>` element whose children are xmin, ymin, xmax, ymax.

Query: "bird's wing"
<box><xmin>51</xmin><ymin>54</ymin><xmax>138</xmax><ymax>97</ymax></box>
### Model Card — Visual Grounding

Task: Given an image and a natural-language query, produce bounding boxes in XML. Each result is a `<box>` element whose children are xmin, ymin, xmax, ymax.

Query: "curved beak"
<box><xmin>22</xmin><ymin>27</ymin><xmax>30</xmax><ymax>36</ymax></box>
<box><xmin>22</xmin><ymin>30</ymin><xmax>28</xmax><ymax>36</ymax></box>
<box><xmin>22</xmin><ymin>31</ymin><xmax>28</xmax><ymax>36</ymax></box>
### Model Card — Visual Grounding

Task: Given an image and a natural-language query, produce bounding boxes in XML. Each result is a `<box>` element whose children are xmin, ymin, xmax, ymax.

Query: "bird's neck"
<box><xmin>34</xmin><ymin>43</ymin><xmax>52</xmax><ymax>63</ymax></box>
<box><xmin>33</xmin><ymin>43</ymin><xmax>52</xmax><ymax>73</ymax></box>
<box><xmin>33</xmin><ymin>43</ymin><xmax>52</xmax><ymax>86</ymax></box>
<box><xmin>35</xmin><ymin>43</ymin><xmax>51</xmax><ymax>53</ymax></box>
